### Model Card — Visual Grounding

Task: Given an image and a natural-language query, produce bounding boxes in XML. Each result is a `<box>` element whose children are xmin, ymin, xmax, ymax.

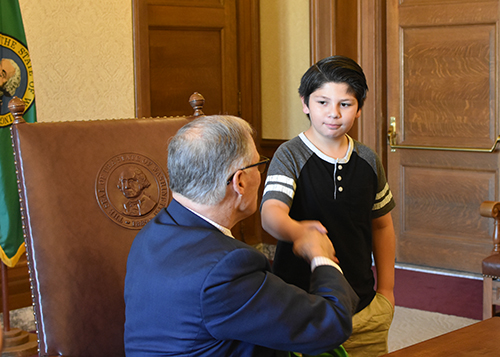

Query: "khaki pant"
<box><xmin>343</xmin><ymin>293</ymin><xmax>394</xmax><ymax>357</ymax></box>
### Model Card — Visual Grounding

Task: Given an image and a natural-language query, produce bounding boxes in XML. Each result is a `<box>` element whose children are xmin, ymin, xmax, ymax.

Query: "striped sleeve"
<box><xmin>261</xmin><ymin>136</ymin><xmax>312</xmax><ymax>209</ymax></box>
<box><xmin>353</xmin><ymin>139</ymin><xmax>395</xmax><ymax>217</ymax></box>
<box><xmin>372</xmin><ymin>154</ymin><xmax>395</xmax><ymax>217</ymax></box>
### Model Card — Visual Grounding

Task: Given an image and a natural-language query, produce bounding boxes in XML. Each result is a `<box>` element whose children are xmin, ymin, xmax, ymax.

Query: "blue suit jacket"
<box><xmin>124</xmin><ymin>199</ymin><xmax>359</xmax><ymax>356</ymax></box>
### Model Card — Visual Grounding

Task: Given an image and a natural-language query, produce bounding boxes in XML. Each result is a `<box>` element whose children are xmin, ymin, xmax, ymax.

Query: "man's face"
<box><xmin>241</xmin><ymin>140</ymin><xmax>262</xmax><ymax>218</ymax></box>
<box><xmin>0</xmin><ymin>59</ymin><xmax>16</xmax><ymax>89</ymax></box>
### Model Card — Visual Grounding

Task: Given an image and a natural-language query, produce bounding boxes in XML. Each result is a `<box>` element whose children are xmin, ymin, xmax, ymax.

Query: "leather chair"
<box><xmin>480</xmin><ymin>201</ymin><xmax>500</xmax><ymax>319</ymax></box>
<box><xmin>9</xmin><ymin>93</ymin><xmax>205</xmax><ymax>356</ymax></box>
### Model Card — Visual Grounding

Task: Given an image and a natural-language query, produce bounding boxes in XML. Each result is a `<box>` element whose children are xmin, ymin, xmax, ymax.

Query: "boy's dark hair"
<box><xmin>299</xmin><ymin>55</ymin><xmax>368</xmax><ymax>110</ymax></box>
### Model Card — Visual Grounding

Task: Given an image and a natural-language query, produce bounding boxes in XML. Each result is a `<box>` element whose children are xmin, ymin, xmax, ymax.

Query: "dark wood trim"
<box><xmin>310</xmin><ymin>0</ymin><xmax>358</xmax><ymax>63</ymax></box>
<box><xmin>309</xmin><ymin>0</ymin><xmax>360</xmax><ymax>141</ymax></box>
<box><xmin>309</xmin><ymin>0</ymin><xmax>385</xmax><ymax>162</ymax></box>
<box><xmin>237</xmin><ymin>0</ymin><xmax>262</xmax><ymax>146</ymax></box>
<box><xmin>358</xmin><ymin>0</ymin><xmax>387</xmax><ymax>162</ymax></box>
<box><xmin>132</xmin><ymin>0</ymin><xmax>151</xmax><ymax>118</ymax></box>
<box><xmin>260</xmin><ymin>138</ymin><xmax>285</xmax><ymax>159</ymax></box>
<box><xmin>233</xmin><ymin>0</ymin><xmax>264</xmax><ymax>245</ymax></box>
<box><xmin>310</xmin><ymin>0</ymin><xmax>336</xmax><ymax>64</ymax></box>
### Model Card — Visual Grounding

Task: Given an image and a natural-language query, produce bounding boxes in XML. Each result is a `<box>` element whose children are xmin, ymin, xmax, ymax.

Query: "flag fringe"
<box><xmin>0</xmin><ymin>243</ymin><xmax>26</xmax><ymax>268</ymax></box>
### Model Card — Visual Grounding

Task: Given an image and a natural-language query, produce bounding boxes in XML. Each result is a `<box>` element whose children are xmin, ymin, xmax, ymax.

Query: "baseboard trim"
<box><xmin>394</xmin><ymin>262</ymin><xmax>482</xmax><ymax>280</ymax></box>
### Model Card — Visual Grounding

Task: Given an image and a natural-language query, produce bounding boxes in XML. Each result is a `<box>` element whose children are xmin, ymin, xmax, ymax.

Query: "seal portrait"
<box><xmin>95</xmin><ymin>153</ymin><xmax>169</xmax><ymax>229</ymax></box>
<box><xmin>0</xmin><ymin>33</ymin><xmax>35</xmax><ymax>126</ymax></box>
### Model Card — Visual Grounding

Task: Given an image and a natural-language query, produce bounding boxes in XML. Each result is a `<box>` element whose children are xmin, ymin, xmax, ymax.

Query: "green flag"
<box><xmin>0</xmin><ymin>0</ymin><xmax>36</xmax><ymax>267</ymax></box>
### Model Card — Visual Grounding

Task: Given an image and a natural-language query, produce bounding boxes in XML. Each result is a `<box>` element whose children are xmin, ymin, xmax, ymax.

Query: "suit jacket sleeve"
<box><xmin>201</xmin><ymin>247</ymin><xmax>359</xmax><ymax>355</ymax></box>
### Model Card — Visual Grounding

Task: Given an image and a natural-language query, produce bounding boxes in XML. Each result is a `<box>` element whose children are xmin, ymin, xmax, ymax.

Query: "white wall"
<box><xmin>19</xmin><ymin>0</ymin><xmax>135</xmax><ymax>122</ymax></box>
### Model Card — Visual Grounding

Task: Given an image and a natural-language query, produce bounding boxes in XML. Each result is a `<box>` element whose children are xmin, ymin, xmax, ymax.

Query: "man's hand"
<box><xmin>292</xmin><ymin>222</ymin><xmax>338</xmax><ymax>264</ymax></box>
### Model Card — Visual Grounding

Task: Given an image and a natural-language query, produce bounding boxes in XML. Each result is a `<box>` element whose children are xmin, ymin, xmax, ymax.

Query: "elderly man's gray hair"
<box><xmin>168</xmin><ymin>115</ymin><xmax>255</xmax><ymax>205</ymax></box>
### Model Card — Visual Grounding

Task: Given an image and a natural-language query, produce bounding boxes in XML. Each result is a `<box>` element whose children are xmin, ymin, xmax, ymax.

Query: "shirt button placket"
<box><xmin>337</xmin><ymin>165</ymin><xmax>343</xmax><ymax>194</ymax></box>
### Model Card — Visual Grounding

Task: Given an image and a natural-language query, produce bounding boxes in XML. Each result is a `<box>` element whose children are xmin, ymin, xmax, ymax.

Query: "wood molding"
<box><xmin>309</xmin><ymin>0</ymin><xmax>385</xmax><ymax>161</ymax></box>
<box><xmin>310</xmin><ymin>0</ymin><xmax>358</xmax><ymax>63</ymax></box>
<box><xmin>309</xmin><ymin>0</ymin><xmax>361</xmax><ymax>140</ymax></box>
<box><xmin>260</xmin><ymin>138</ymin><xmax>285</xmax><ymax>159</ymax></box>
<box><xmin>237</xmin><ymin>0</ymin><xmax>262</xmax><ymax>147</ymax></box>
<box><xmin>310</xmin><ymin>0</ymin><xmax>336</xmax><ymax>64</ymax></box>
<box><xmin>358</xmin><ymin>0</ymin><xmax>387</xmax><ymax>161</ymax></box>
<box><xmin>132</xmin><ymin>0</ymin><xmax>151</xmax><ymax>118</ymax></box>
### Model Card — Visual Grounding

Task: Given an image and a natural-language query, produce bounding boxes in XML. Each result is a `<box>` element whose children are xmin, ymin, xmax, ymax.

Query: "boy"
<box><xmin>261</xmin><ymin>56</ymin><xmax>396</xmax><ymax>357</ymax></box>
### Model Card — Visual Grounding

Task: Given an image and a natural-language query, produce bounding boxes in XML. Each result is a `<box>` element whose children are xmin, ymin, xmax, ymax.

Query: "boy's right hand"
<box><xmin>292</xmin><ymin>221</ymin><xmax>338</xmax><ymax>264</ymax></box>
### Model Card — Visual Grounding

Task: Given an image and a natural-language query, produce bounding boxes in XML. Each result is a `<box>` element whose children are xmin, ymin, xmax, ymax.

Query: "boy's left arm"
<box><xmin>372</xmin><ymin>212</ymin><xmax>396</xmax><ymax>307</ymax></box>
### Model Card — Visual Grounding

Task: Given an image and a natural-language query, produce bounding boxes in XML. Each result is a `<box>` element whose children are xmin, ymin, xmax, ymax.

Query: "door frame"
<box><xmin>309</xmin><ymin>0</ymin><xmax>386</xmax><ymax>163</ymax></box>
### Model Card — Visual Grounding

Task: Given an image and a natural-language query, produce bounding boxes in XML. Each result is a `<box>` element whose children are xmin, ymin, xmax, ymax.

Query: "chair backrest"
<box><xmin>10</xmin><ymin>93</ymin><xmax>205</xmax><ymax>356</ymax></box>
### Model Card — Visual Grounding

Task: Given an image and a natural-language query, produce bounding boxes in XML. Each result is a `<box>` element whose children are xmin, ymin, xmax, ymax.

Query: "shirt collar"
<box><xmin>299</xmin><ymin>132</ymin><xmax>353</xmax><ymax>164</ymax></box>
<box><xmin>183</xmin><ymin>205</ymin><xmax>234</xmax><ymax>239</ymax></box>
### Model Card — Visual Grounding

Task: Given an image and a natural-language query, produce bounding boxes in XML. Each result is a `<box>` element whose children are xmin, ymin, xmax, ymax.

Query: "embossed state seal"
<box><xmin>95</xmin><ymin>153</ymin><xmax>169</xmax><ymax>229</ymax></box>
<box><xmin>0</xmin><ymin>33</ymin><xmax>35</xmax><ymax>126</ymax></box>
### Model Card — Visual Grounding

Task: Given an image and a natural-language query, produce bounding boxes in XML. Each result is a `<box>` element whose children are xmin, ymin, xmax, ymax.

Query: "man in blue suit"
<box><xmin>124</xmin><ymin>115</ymin><xmax>359</xmax><ymax>356</ymax></box>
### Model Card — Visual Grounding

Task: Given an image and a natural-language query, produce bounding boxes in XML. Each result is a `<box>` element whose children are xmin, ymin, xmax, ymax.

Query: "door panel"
<box><xmin>135</xmin><ymin>0</ymin><xmax>238</xmax><ymax>118</ymax></box>
<box><xmin>149</xmin><ymin>27</ymin><xmax>226</xmax><ymax>116</ymax></box>
<box><xmin>387</xmin><ymin>0</ymin><xmax>499</xmax><ymax>273</ymax></box>
<box><xmin>402</xmin><ymin>24</ymin><xmax>494</xmax><ymax>148</ymax></box>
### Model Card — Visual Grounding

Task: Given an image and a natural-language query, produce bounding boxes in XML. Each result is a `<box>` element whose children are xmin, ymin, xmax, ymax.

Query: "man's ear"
<box><xmin>231</xmin><ymin>169</ymin><xmax>245</xmax><ymax>196</ymax></box>
<box><xmin>301</xmin><ymin>96</ymin><xmax>310</xmax><ymax>114</ymax></box>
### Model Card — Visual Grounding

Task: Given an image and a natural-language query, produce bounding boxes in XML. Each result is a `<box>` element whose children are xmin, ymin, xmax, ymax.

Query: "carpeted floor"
<box><xmin>388</xmin><ymin>306</ymin><xmax>479</xmax><ymax>352</ymax></box>
<box><xmin>0</xmin><ymin>306</ymin><xmax>35</xmax><ymax>333</ymax></box>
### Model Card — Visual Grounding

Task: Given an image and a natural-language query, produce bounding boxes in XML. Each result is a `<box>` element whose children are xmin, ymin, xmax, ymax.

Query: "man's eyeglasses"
<box><xmin>226</xmin><ymin>156</ymin><xmax>270</xmax><ymax>185</ymax></box>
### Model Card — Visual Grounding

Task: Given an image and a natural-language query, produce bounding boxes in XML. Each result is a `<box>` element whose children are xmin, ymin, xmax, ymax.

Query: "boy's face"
<box><xmin>301</xmin><ymin>81</ymin><xmax>361</xmax><ymax>142</ymax></box>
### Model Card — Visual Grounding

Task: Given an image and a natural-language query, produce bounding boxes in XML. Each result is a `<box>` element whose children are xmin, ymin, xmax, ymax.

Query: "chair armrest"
<box><xmin>480</xmin><ymin>201</ymin><xmax>500</xmax><ymax>254</ymax></box>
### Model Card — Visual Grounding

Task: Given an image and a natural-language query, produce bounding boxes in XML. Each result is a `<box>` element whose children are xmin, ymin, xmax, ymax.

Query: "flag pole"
<box><xmin>1</xmin><ymin>261</ymin><xmax>10</xmax><ymax>331</ymax></box>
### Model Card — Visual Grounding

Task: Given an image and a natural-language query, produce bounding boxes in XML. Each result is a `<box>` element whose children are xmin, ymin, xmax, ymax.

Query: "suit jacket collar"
<box><xmin>161</xmin><ymin>198</ymin><xmax>220</xmax><ymax>233</ymax></box>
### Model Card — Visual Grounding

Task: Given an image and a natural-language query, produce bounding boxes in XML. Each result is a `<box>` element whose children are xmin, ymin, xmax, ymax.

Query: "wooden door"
<box><xmin>133</xmin><ymin>0</ymin><xmax>263</xmax><ymax>245</ymax></box>
<box><xmin>387</xmin><ymin>0</ymin><xmax>499</xmax><ymax>274</ymax></box>
<box><xmin>134</xmin><ymin>0</ymin><xmax>239</xmax><ymax>118</ymax></box>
